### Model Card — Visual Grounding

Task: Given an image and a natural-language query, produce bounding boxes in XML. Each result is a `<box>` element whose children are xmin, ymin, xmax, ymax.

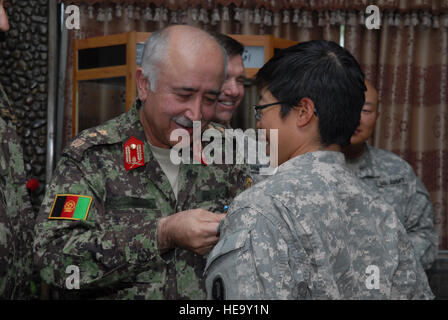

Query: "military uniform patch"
<box><xmin>71</xmin><ymin>138</ymin><xmax>86</xmax><ymax>148</ymax></box>
<box><xmin>245</xmin><ymin>177</ymin><xmax>254</xmax><ymax>189</ymax></box>
<box><xmin>48</xmin><ymin>194</ymin><xmax>93</xmax><ymax>220</ymax></box>
<box><xmin>124</xmin><ymin>136</ymin><xmax>145</xmax><ymax>171</ymax></box>
<box><xmin>212</xmin><ymin>276</ymin><xmax>225</xmax><ymax>300</ymax></box>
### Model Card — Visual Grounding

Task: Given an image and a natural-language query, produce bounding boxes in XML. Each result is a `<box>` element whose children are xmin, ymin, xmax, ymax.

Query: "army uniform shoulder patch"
<box><xmin>66</xmin><ymin>115</ymin><xmax>127</xmax><ymax>161</ymax></box>
<box><xmin>212</xmin><ymin>275</ymin><xmax>226</xmax><ymax>300</ymax></box>
<box><xmin>48</xmin><ymin>194</ymin><xmax>93</xmax><ymax>221</ymax></box>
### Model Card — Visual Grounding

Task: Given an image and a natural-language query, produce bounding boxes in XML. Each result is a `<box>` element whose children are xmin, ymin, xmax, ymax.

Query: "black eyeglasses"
<box><xmin>253</xmin><ymin>102</ymin><xmax>286</xmax><ymax>121</ymax></box>
<box><xmin>253</xmin><ymin>101</ymin><xmax>319</xmax><ymax>121</ymax></box>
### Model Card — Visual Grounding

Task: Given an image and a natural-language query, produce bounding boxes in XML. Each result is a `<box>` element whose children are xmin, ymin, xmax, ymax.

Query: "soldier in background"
<box><xmin>205</xmin><ymin>40</ymin><xmax>433</xmax><ymax>300</ymax></box>
<box><xmin>34</xmin><ymin>25</ymin><xmax>250</xmax><ymax>299</ymax></box>
<box><xmin>0</xmin><ymin>0</ymin><xmax>35</xmax><ymax>299</ymax></box>
<box><xmin>211</xmin><ymin>32</ymin><xmax>245</xmax><ymax>129</ymax></box>
<box><xmin>343</xmin><ymin>80</ymin><xmax>438</xmax><ymax>270</ymax></box>
<box><xmin>211</xmin><ymin>32</ymin><xmax>275</xmax><ymax>183</ymax></box>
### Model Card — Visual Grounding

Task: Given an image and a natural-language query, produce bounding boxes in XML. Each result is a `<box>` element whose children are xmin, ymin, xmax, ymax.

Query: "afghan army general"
<box><xmin>34</xmin><ymin>25</ymin><xmax>251</xmax><ymax>299</ymax></box>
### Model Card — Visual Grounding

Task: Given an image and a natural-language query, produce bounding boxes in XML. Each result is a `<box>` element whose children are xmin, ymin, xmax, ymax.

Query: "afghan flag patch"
<box><xmin>48</xmin><ymin>194</ymin><xmax>93</xmax><ymax>221</ymax></box>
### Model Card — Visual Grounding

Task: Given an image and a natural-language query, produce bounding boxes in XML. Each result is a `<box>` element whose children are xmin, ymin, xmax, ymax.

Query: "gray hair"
<box><xmin>140</xmin><ymin>27</ymin><xmax>228</xmax><ymax>93</ymax></box>
<box><xmin>140</xmin><ymin>29</ymin><xmax>169</xmax><ymax>92</ymax></box>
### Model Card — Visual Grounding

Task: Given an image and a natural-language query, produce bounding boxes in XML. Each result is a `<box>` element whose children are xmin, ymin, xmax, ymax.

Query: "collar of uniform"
<box><xmin>277</xmin><ymin>150</ymin><xmax>346</xmax><ymax>173</ymax></box>
<box><xmin>120</xmin><ymin>101</ymin><xmax>153</xmax><ymax>165</ymax></box>
<box><xmin>123</xmin><ymin>114</ymin><xmax>224</xmax><ymax>166</ymax></box>
<box><xmin>123</xmin><ymin>102</ymin><xmax>201</xmax><ymax>169</ymax></box>
<box><xmin>356</xmin><ymin>144</ymin><xmax>381</xmax><ymax>179</ymax></box>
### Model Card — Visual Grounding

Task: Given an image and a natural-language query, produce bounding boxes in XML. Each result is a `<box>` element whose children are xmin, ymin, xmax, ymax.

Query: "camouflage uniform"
<box><xmin>34</xmin><ymin>102</ymin><xmax>250</xmax><ymax>299</ymax></box>
<box><xmin>205</xmin><ymin>151</ymin><xmax>434</xmax><ymax>300</ymax></box>
<box><xmin>347</xmin><ymin>144</ymin><xmax>438</xmax><ymax>270</ymax></box>
<box><xmin>0</xmin><ymin>83</ymin><xmax>35</xmax><ymax>299</ymax></box>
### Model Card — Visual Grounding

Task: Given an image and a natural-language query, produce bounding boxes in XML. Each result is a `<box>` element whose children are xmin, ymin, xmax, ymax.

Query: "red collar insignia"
<box><xmin>124</xmin><ymin>136</ymin><xmax>145</xmax><ymax>171</ymax></box>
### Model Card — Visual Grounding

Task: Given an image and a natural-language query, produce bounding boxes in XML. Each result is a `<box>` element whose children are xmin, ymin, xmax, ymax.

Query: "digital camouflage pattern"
<box><xmin>347</xmin><ymin>144</ymin><xmax>438</xmax><ymax>270</ymax></box>
<box><xmin>0</xmin><ymin>83</ymin><xmax>35</xmax><ymax>299</ymax></box>
<box><xmin>34</xmin><ymin>102</ymin><xmax>250</xmax><ymax>299</ymax></box>
<box><xmin>205</xmin><ymin>151</ymin><xmax>434</xmax><ymax>300</ymax></box>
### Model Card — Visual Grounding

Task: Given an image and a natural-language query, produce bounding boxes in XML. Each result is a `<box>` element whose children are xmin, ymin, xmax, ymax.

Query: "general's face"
<box><xmin>215</xmin><ymin>55</ymin><xmax>245</xmax><ymax>124</ymax></box>
<box><xmin>350</xmin><ymin>83</ymin><xmax>379</xmax><ymax>145</ymax></box>
<box><xmin>138</xmin><ymin>45</ymin><xmax>225</xmax><ymax>149</ymax></box>
<box><xmin>0</xmin><ymin>1</ymin><xmax>10</xmax><ymax>32</ymax></box>
<box><xmin>256</xmin><ymin>88</ymin><xmax>298</xmax><ymax>165</ymax></box>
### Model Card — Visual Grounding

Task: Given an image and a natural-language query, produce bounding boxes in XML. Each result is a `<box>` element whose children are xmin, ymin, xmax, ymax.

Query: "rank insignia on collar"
<box><xmin>48</xmin><ymin>194</ymin><xmax>93</xmax><ymax>221</ymax></box>
<box><xmin>124</xmin><ymin>136</ymin><xmax>145</xmax><ymax>171</ymax></box>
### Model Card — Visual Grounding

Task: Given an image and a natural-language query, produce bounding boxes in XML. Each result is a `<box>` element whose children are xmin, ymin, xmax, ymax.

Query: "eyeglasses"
<box><xmin>253</xmin><ymin>102</ymin><xmax>286</xmax><ymax>121</ymax></box>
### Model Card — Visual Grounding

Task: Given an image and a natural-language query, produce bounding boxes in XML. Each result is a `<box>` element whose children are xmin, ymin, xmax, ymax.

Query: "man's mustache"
<box><xmin>173</xmin><ymin>115</ymin><xmax>194</xmax><ymax>128</ymax></box>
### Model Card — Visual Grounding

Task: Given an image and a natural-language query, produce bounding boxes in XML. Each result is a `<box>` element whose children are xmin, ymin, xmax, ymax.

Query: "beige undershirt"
<box><xmin>149</xmin><ymin>143</ymin><xmax>180</xmax><ymax>200</ymax></box>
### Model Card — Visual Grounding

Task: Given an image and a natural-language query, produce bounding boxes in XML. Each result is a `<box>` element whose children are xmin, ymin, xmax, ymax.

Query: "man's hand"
<box><xmin>157</xmin><ymin>209</ymin><xmax>225</xmax><ymax>255</ymax></box>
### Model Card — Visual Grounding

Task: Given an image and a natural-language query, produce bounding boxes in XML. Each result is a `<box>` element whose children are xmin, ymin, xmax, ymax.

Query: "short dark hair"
<box><xmin>255</xmin><ymin>40</ymin><xmax>366</xmax><ymax>147</ymax></box>
<box><xmin>210</xmin><ymin>32</ymin><xmax>244</xmax><ymax>57</ymax></box>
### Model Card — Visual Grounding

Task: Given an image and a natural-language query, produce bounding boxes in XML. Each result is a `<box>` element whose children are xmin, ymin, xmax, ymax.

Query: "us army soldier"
<box><xmin>0</xmin><ymin>0</ymin><xmax>35</xmax><ymax>299</ymax></box>
<box><xmin>34</xmin><ymin>25</ymin><xmax>250</xmax><ymax>299</ymax></box>
<box><xmin>343</xmin><ymin>80</ymin><xmax>438</xmax><ymax>270</ymax></box>
<box><xmin>205</xmin><ymin>40</ymin><xmax>433</xmax><ymax>300</ymax></box>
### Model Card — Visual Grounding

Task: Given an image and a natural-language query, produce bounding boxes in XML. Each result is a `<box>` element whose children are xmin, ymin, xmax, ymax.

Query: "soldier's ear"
<box><xmin>136</xmin><ymin>68</ymin><xmax>150</xmax><ymax>102</ymax></box>
<box><xmin>295</xmin><ymin>98</ymin><xmax>315</xmax><ymax>127</ymax></box>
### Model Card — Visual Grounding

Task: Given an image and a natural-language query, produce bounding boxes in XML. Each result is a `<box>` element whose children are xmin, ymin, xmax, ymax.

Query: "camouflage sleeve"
<box><xmin>206</xmin><ymin>205</ymin><xmax>303</xmax><ymax>300</ymax></box>
<box><xmin>0</xmin><ymin>189</ymin><xmax>14</xmax><ymax>298</ymax></box>
<box><xmin>34</xmin><ymin>156</ymin><xmax>170</xmax><ymax>293</ymax></box>
<box><xmin>392</xmin><ymin>223</ymin><xmax>435</xmax><ymax>299</ymax></box>
<box><xmin>379</xmin><ymin>200</ymin><xmax>435</xmax><ymax>299</ymax></box>
<box><xmin>404</xmin><ymin>177</ymin><xmax>438</xmax><ymax>270</ymax></box>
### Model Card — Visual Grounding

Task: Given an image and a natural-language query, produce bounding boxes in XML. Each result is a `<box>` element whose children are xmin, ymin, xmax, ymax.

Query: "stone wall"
<box><xmin>0</xmin><ymin>0</ymin><xmax>49</xmax><ymax>212</ymax></box>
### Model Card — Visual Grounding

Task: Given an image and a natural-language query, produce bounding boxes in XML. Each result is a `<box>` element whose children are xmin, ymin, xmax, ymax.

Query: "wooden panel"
<box><xmin>72</xmin><ymin>38</ymin><xmax>78</xmax><ymax>137</ymax></box>
<box><xmin>77</xmin><ymin>32</ymin><xmax>128</xmax><ymax>50</ymax></box>
<box><xmin>136</xmin><ymin>32</ymin><xmax>151</xmax><ymax>43</ymax></box>
<box><xmin>126</xmin><ymin>32</ymin><xmax>137</xmax><ymax>111</ymax></box>
<box><xmin>76</xmin><ymin>66</ymin><xmax>127</xmax><ymax>81</ymax></box>
<box><xmin>227</xmin><ymin>35</ymin><xmax>298</xmax><ymax>78</ymax></box>
<box><xmin>245</xmin><ymin>68</ymin><xmax>259</xmax><ymax>79</ymax></box>
<box><xmin>274</xmin><ymin>38</ymin><xmax>298</xmax><ymax>49</ymax></box>
<box><xmin>228</xmin><ymin>34</ymin><xmax>272</xmax><ymax>47</ymax></box>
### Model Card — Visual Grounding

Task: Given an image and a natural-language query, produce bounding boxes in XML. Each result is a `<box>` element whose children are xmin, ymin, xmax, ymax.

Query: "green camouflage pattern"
<box><xmin>348</xmin><ymin>144</ymin><xmax>438</xmax><ymax>270</ymax></box>
<box><xmin>0</xmin><ymin>83</ymin><xmax>35</xmax><ymax>299</ymax></box>
<box><xmin>0</xmin><ymin>84</ymin><xmax>19</xmax><ymax>128</ymax></box>
<box><xmin>205</xmin><ymin>151</ymin><xmax>434</xmax><ymax>300</ymax></box>
<box><xmin>34</xmin><ymin>102</ymin><xmax>250</xmax><ymax>299</ymax></box>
